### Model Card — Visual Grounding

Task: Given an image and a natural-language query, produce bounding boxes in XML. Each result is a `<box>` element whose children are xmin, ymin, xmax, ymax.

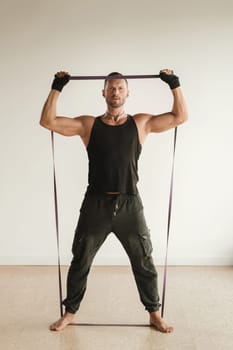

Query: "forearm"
<box><xmin>171</xmin><ymin>87</ymin><xmax>188</xmax><ymax>123</ymax></box>
<box><xmin>40</xmin><ymin>90</ymin><xmax>60</xmax><ymax>129</ymax></box>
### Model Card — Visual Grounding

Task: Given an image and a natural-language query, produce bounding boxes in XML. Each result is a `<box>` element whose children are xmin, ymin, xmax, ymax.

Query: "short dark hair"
<box><xmin>104</xmin><ymin>72</ymin><xmax>128</xmax><ymax>87</ymax></box>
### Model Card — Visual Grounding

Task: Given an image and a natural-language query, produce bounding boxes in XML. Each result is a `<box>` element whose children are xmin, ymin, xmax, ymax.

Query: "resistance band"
<box><xmin>161</xmin><ymin>126</ymin><xmax>177</xmax><ymax>318</ymax></box>
<box><xmin>69</xmin><ymin>74</ymin><xmax>160</xmax><ymax>80</ymax></box>
<box><xmin>50</xmin><ymin>74</ymin><xmax>177</xmax><ymax>321</ymax></box>
<box><xmin>51</xmin><ymin>132</ymin><xmax>64</xmax><ymax>317</ymax></box>
<box><xmin>70</xmin><ymin>323</ymin><xmax>151</xmax><ymax>327</ymax></box>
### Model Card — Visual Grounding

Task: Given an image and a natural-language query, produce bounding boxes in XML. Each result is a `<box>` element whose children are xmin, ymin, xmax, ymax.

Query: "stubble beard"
<box><xmin>107</xmin><ymin>98</ymin><xmax>125</xmax><ymax>109</ymax></box>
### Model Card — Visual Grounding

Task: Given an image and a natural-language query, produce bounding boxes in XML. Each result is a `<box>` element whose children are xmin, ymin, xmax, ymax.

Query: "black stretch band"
<box><xmin>69</xmin><ymin>74</ymin><xmax>160</xmax><ymax>80</ymax></box>
<box><xmin>51</xmin><ymin>128</ymin><xmax>177</xmax><ymax>319</ymax></box>
<box><xmin>51</xmin><ymin>131</ymin><xmax>64</xmax><ymax>318</ymax></box>
<box><xmin>161</xmin><ymin>127</ymin><xmax>177</xmax><ymax>318</ymax></box>
<box><xmin>50</xmin><ymin>91</ymin><xmax>177</xmax><ymax>320</ymax></box>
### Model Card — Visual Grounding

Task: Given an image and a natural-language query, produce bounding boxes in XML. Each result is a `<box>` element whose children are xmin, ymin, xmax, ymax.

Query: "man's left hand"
<box><xmin>159</xmin><ymin>69</ymin><xmax>180</xmax><ymax>90</ymax></box>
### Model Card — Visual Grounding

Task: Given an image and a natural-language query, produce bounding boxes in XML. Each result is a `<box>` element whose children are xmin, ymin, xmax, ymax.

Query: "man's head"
<box><xmin>104</xmin><ymin>72</ymin><xmax>128</xmax><ymax>88</ymax></box>
<box><xmin>103</xmin><ymin>72</ymin><xmax>129</xmax><ymax>109</ymax></box>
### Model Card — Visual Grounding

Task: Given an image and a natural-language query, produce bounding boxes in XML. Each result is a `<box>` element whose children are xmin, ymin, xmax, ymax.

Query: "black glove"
<box><xmin>159</xmin><ymin>72</ymin><xmax>180</xmax><ymax>90</ymax></box>
<box><xmin>51</xmin><ymin>73</ymin><xmax>70</xmax><ymax>92</ymax></box>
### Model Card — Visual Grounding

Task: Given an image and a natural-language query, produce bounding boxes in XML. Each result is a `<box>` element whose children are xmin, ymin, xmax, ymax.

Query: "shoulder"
<box><xmin>73</xmin><ymin>116</ymin><xmax>96</xmax><ymax>146</ymax></box>
<box><xmin>72</xmin><ymin>115</ymin><xmax>95</xmax><ymax>137</ymax></box>
<box><xmin>130</xmin><ymin>114</ymin><xmax>152</xmax><ymax>145</ymax></box>
<box><xmin>133</xmin><ymin>113</ymin><xmax>152</xmax><ymax>121</ymax></box>
<box><xmin>132</xmin><ymin>113</ymin><xmax>152</xmax><ymax>128</ymax></box>
<box><xmin>74</xmin><ymin>115</ymin><xmax>95</xmax><ymax>122</ymax></box>
<box><xmin>74</xmin><ymin>115</ymin><xmax>95</xmax><ymax>128</ymax></box>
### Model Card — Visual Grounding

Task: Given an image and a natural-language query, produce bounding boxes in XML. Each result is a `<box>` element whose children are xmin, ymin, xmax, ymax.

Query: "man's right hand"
<box><xmin>51</xmin><ymin>71</ymin><xmax>70</xmax><ymax>92</ymax></box>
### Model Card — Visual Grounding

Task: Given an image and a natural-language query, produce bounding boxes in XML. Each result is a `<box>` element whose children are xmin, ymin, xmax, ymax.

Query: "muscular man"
<box><xmin>40</xmin><ymin>69</ymin><xmax>188</xmax><ymax>333</ymax></box>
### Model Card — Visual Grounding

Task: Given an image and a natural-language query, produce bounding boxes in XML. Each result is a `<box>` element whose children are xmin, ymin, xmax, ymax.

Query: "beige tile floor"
<box><xmin>0</xmin><ymin>265</ymin><xmax>232</xmax><ymax>350</ymax></box>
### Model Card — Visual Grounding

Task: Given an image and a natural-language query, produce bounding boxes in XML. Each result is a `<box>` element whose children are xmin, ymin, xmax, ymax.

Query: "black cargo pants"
<box><xmin>63</xmin><ymin>192</ymin><xmax>161</xmax><ymax>313</ymax></box>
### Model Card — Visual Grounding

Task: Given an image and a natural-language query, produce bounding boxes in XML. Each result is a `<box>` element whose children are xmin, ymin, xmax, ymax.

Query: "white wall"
<box><xmin>1</xmin><ymin>0</ymin><xmax>232</xmax><ymax>265</ymax></box>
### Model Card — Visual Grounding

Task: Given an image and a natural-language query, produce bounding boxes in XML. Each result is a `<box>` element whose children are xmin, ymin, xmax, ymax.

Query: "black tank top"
<box><xmin>86</xmin><ymin>115</ymin><xmax>142</xmax><ymax>194</ymax></box>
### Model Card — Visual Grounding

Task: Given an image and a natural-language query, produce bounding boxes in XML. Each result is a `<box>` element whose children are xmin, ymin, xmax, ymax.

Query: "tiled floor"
<box><xmin>0</xmin><ymin>265</ymin><xmax>232</xmax><ymax>350</ymax></box>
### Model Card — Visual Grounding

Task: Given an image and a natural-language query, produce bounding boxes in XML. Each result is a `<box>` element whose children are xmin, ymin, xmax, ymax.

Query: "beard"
<box><xmin>107</xmin><ymin>97</ymin><xmax>125</xmax><ymax>108</ymax></box>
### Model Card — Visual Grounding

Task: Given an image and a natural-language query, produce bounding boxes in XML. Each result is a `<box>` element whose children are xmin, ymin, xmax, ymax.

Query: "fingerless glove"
<box><xmin>51</xmin><ymin>74</ymin><xmax>70</xmax><ymax>92</ymax></box>
<box><xmin>159</xmin><ymin>72</ymin><xmax>180</xmax><ymax>90</ymax></box>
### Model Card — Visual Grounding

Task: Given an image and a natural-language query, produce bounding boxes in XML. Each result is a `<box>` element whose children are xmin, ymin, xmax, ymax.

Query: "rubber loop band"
<box><xmin>69</xmin><ymin>74</ymin><xmax>160</xmax><ymax>80</ymax></box>
<box><xmin>161</xmin><ymin>127</ymin><xmax>177</xmax><ymax>318</ymax></box>
<box><xmin>70</xmin><ymin>323</ymin><xmax>150</xmax><ymax>327</ymax></box>
<box><xmin>50</xmin><ymin>78</ymin><xmax>177</xmax><ymax>320</ymax></box>
<box><xmin>51</xmin><ymin>131</ymin><xmax>64</xmax><ymax>317</ymax></box>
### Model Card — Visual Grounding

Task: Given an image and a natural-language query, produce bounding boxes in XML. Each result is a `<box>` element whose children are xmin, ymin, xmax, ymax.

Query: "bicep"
<box><xmin>146</xmin><ymin>112</ymin><xmax>177</xmax><ymax>133</ymax></box>
<box><xmin>133</xmin><ymin>113</ymin><xmax>176</xmax><ymax>143</ymax></box>
<box><xmin>43</xmin><ymin>116</ymin><xmax>85</xmax><ymax>136</ymax></box>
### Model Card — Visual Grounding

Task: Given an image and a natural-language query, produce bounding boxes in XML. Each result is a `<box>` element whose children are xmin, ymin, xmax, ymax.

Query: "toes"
<box><xmin>49</xmin><ymin>321</ymin><xmax>63</xmax><ymax>331</ymax></box>
<box><xmin>166</xmin><ymin>326</ymin><xmax>174</xmax><ymax>333</ymax></box>
<box><xmin>49</xmin><ymin>324</ymin><xmax>57</xmax><ymax>331</ymax></box>
<box><xmin>150</xmin><ymin>322</ymin><xmax>174</xmax><ymax>333</ymax></box>
<box><xmin>164</xmin><ymin>325</ymin><xmax>174</xmax><ymax>333</ymax></box>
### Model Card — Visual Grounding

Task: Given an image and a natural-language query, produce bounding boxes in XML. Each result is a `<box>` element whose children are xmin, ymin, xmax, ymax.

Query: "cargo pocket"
<box><xmin>134</xmin><ymin>194</ymin><xmax>144</xmax><ymax>212</ymax></box>
<box><xmin>138</xmin><ymin>230</ymin><xmax>153</xmax><ymax>257</ymax></box>
<box><xmin>71</xmin><ymin>226</ymin><xmax>85</xmax><ymax>256</ymax></box>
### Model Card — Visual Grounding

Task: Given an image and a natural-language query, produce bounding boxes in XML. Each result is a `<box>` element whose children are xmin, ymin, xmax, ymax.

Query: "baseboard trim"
<box><xmin>0</xmin><ymin>256</ymin><xmax>232</xmax><ymax>266</ymax></box>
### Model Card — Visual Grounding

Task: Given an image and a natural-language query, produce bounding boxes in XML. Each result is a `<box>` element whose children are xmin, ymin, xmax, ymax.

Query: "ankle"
<box><xmin>150</xmin><ymin>310</ymin><xmax>161</xmax><ymax>317</ymax></box>
<box><xmin>64</xmin><ymin>312</ymin><xmax>75</xmax><ymax>319</ymax></box>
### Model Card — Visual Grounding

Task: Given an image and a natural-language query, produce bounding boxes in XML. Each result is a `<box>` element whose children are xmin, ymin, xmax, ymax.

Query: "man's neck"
<box><xmin>104</xmin><ymin>109</ymin><xmax>125</xmax><ymax>122</ymax></box>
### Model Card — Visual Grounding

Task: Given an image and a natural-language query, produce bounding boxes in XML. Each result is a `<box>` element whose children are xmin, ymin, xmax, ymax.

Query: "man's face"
<box><xmin>102</xmin><ymin>79</ymin><xmax>129</xmax><ymax>108</ymax></box>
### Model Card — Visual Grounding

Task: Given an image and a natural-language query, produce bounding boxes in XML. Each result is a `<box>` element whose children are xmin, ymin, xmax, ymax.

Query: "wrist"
<box><xmin>50</xmin><ymin>89</ymin><xmax>61</xmax><ymax>97</ymax></box>
<box><xmin>51</xmin><ymin>83</ymin><xmax>63</xmax><ymax>92</ymax></box>
<box><xmin>51</xmin><ymin>88</ymin><xmax>61</xmax><ymax>94</ymax></box>
<box><xmin>169</xmin><ymin>77</ymin><xmax>180</xmax><ymax>90</ymax></box>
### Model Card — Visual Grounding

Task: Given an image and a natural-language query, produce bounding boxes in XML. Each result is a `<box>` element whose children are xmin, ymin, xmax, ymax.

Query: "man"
<box><xmin>40</xmin><ymin>69</ymin><xmax>188</xmax><ymax>333</ymax></box>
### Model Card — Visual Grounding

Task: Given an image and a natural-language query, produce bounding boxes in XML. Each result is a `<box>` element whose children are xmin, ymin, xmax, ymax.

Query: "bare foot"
<box><xmin>149</xmin><ymin>311</ymin><xmax>174</xmax><ymax>333</ymax></box>
<box><xmin>49</xmin><ymin>312</ymin><xmax>75</xmax><ymax>331</ymax></box>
